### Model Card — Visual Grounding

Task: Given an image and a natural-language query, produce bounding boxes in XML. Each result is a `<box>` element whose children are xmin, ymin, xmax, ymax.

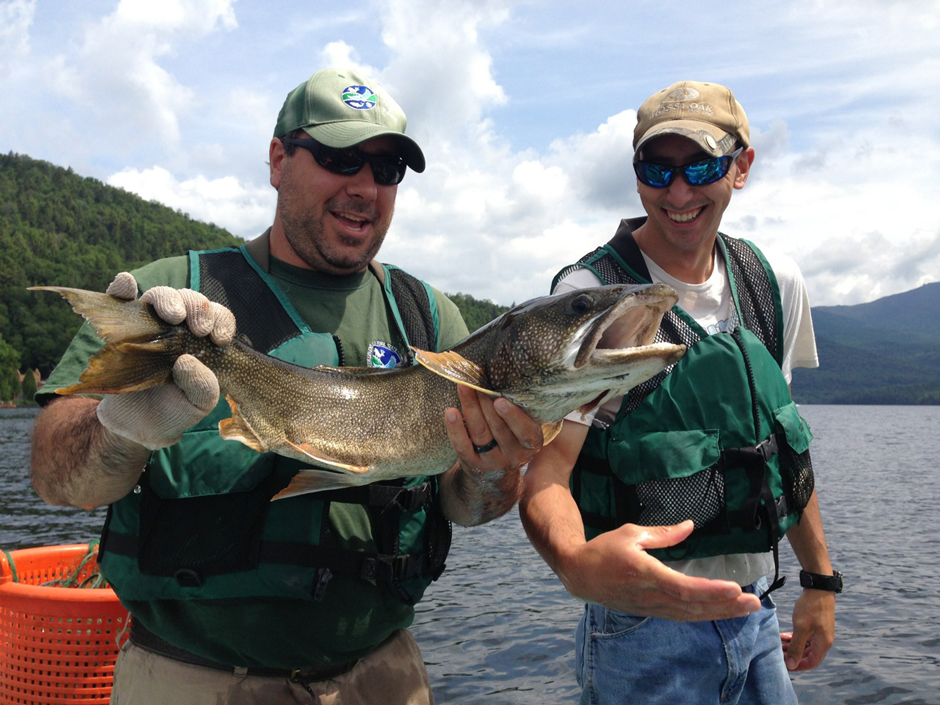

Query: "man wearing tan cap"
<box><xmin>521</xmin><ymin>81</ymin><xmax>838</xmax><ymax>703</ymax></box>
<box><xmin>32</xmin><ymin>67</ymin><xmax>543</xmax><ymax>704</ymax></box>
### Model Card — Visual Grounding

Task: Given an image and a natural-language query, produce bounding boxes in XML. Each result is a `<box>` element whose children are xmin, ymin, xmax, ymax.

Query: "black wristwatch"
<box><xmin>799</xmin><ymin>570</ymin><xmax>843</xmax><ymax>593</ymax></box>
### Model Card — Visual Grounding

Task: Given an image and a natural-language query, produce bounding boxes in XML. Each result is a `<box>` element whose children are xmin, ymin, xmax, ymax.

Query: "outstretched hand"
<box><xmin>96</xmin><ymin>272</ymin><xmax>235</xmax><ymax>450</ymax></box>
<box><xmin>561</xmin><ymin>519</ymin><xmax>762</xmax><ymax>622</ymax></box>
<box><xmin>520</xmin><ymin>423</ymin><xmax>763</xmax><ymax>623</ymax></box>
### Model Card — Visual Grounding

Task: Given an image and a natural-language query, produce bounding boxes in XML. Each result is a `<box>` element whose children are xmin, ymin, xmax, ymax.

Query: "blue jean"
<box><xmin>575</xmin><ymin>579</ymin><xmax>797</xmax><ymax>705</ymax></box>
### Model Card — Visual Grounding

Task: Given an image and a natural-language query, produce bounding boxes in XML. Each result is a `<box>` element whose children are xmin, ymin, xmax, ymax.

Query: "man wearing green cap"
<box><xmin>31</xmin><ymin>68</ymin><xmax>543</xmax><ymax>704</ymax></box>
<box><xmin>520</xmin><ymin>81</ymin><xmax>838</xmax><ymax>704</ymax></box>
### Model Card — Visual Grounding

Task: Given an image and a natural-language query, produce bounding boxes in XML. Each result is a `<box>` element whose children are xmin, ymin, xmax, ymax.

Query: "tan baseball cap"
<box><xmin>274</xmin><ymin>67</ymin><xmax>425</xmax><ymax>173</ymax></box>
<box><xmin>633</xmin><ymin>81</ymin><xmax>749</xmax><ymax>159</ymax></box>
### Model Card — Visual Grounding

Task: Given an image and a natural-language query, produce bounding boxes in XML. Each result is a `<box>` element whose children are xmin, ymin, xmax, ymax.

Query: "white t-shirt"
<box><xmin>554</xmin><ymin>244</ymin><xmax>818</xmax><ymax>585</ymax></box>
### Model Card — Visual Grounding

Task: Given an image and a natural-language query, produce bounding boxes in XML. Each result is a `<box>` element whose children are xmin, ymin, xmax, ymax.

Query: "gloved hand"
<box><xmin>95</xmin><ymin>272</ymin><xmax>236</xmax><ymax>450</ymax></box>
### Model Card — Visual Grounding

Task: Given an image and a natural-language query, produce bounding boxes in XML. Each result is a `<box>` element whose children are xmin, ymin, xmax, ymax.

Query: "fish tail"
<box><xmin>30</xmin><ymin>286</ymin><xmax>166</xmax><ymax>344</ymax></box>
<box><xmin>31</xmin><ymin>286</ymin><xmax>180</xmax><ymax>395</ymax></box>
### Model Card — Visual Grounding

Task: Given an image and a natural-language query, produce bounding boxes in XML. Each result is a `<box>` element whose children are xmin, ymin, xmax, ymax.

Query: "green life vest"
<box><xmin>556</xmin><ymin>219</ymin><xmax>815</xmax><ymax>581</ymax></box>
<box><xmin>99</xmin><ymin>244</ymin><xmax>451</xmax><ymax>608</ymax></box>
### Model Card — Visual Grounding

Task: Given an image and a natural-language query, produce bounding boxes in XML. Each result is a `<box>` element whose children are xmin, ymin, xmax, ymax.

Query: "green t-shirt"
<box><xmin>39</xmin><ymin>249</ymin><xmax>469</xmax><ymax>668</ymax></box>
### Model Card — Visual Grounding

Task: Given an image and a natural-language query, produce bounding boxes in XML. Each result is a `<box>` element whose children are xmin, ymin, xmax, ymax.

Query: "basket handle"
<box><xmin>0</xmin><ymin>549</ymin><xmax>18</xmax><ymax>584</ymax></box>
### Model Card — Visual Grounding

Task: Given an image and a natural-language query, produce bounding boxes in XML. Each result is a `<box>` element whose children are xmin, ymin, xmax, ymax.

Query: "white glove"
<box><xmin>96</xmin><ymin>272</ymin><xmax>236</xmax><ymax>450</ymax></box>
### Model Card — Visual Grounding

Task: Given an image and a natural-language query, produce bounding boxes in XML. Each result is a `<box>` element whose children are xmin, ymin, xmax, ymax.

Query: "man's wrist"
<box><xmin>799</xmin><ymin>569</ymin><xmax>843</xmax><ymax>593</ymax></box>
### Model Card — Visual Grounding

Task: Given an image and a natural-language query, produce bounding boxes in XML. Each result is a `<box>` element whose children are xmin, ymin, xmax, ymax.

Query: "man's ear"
<box><xmin>733</xmin><ymin>147</ymin><xmax>756</xmax><ymax>189</ymax></box>
<box><xmin>269</xmin><ymin>137</ymin><xmax>288</xmax><ymax>190</ymax></box>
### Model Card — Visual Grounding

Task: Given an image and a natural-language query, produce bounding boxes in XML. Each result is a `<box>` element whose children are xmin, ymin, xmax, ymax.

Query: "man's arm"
<box><xmin>519</xmin><ymin>420</ymin><xmax>763</xmax><ymax>621</ymax></box>
<box><xmin>438</xmin><ymin>385</ymin><xmax>542</xmax><ymax>526</ymax></box>
<box><xmin>31</xmin><ymin>396</ymin><xmax>150</xmax><ymax>509</ymax></box>
<box><xmin>780</xmin><ymin>489</ymin><xmax>836</xmax><ymax>671</ymax></box>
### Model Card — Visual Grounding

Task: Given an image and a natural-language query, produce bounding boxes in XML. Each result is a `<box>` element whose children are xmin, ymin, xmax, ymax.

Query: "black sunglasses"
<box><xmin>634</xmin><ymin>147</ymin><xmax>744</xmax><ymax>189</ymax></box>
<box><xmin>283</xmin><ymin>137</ymin><xmax>407</xmax><ymax>186</ymax></box>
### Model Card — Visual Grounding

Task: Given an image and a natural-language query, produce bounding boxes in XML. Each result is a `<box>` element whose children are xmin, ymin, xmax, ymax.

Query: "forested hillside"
<box><xmin>790</xmin><ymin>283</ymin><xmax>940</xmax><ymax>405</ymax></box>
<box><xmin>1</xmin><ymin>152</ymin><xmax>244</xmax><ymax>375</ymax></box>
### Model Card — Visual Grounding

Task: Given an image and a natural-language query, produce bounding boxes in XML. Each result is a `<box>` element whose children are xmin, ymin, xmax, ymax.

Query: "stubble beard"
<box><xmin>278</xmin><ymin>185</ymin><xmax>392</xmax><ymax>274</ymax></box>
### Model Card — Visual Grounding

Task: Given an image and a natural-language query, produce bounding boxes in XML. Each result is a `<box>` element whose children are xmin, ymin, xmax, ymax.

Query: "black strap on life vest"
<box><xmin>606</xmin><ymin>221</ymin><xmax>654</xmax><ymax>282</ymax></box>
<box><xmin>100</xmin><ymin>477</ymin><xmax>448</xmax><ymax>604</ymax></box>
<box><xmin>729</xmin><ymin>327</ymin><xmax>787</xmax><ymax>599</ymax></box>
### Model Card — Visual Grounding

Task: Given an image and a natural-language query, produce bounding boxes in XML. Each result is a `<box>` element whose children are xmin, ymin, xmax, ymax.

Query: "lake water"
<box><xmin>2</xmin><ymin>405</ymin><xmax>938</xmax><ymax>703</ymax></box>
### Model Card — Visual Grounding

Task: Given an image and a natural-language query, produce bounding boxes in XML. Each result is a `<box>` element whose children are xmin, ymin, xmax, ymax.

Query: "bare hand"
<box><xmin>781</xmin><ymin>590</ymin><xmax>835</xmax><ymax>670</ymax></box>
<box><xmin>560</xmin><ymin>519</ymin><xmax>762</xmax><ymax>622</ymax></box>
<box><xmin>439</xmin><ymin>385</ymin><xmax>543</xmax><ymax>525</ymax></box>
<box><xmin>445</xmin><ymin>384</ymin><xmax>543</xmax><ymax>475</ymax></box>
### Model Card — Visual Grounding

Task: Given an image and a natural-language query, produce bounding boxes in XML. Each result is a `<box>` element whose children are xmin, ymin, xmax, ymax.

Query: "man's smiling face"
<box><xmin>636</xmin><ymin>134</ymin><xmax>751</xmax><ymax>257</ymax></box>
<box><xmin>272</xmin><ymin>134</ymin><xmax>399</xmax><ymax>275</ymax></box>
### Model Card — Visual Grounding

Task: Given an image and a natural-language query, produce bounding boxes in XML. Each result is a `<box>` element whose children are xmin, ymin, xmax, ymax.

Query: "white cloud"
<box><xmin>43</xmin><ymin>0</ymin><xmax>239</xmax><ymax>147</ymax></box>
<box><xmin>113</xmin><ymin>0</ymin><xmax>237</xmax><ymax>33</ymax></box>
<box><xmin>0</xmin><ymin>0</ymin><xmax>34</xmax><ymax>80</ymax></box>
<box><xmin>107</xmin><ymin>165</ymin><xmax>273</xmax><ymax>237</ymax></box>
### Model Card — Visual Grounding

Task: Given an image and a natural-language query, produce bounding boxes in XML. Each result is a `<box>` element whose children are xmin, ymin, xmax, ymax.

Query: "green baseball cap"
<box><xmin>274</xmin><ymin>67</ymin><xmax>426</xmax><ymax>173</ymax></box>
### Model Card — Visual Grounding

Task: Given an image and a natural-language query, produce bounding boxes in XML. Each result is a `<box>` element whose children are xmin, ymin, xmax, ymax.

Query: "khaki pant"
<box><xmin>110</xmin><ymin>629</ymin><xmax>434</xmax><ymax>705</ymax></box>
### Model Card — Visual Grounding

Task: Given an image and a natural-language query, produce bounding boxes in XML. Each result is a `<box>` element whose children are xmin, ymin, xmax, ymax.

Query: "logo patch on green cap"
<box><xmin>342</xmin><ymin>85</ymin><xmax>377</xmax><ymax>110</ymax></box>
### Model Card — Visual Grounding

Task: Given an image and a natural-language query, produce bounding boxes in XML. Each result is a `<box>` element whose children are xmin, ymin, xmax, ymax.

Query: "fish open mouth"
<box><xmin>573</xmin><ymin>283</ymin><xmax>679</xmax><ymax>369</ymax></box>
<box><xmin>569</xmin><ymin>283</ymin><xmax>684</xmax><ymax>417</ymax></box>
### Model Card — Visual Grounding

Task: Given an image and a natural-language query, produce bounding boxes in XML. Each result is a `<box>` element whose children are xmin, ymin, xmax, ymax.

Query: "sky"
<box><xmin>2</xmin><ymin>0</ymin><xmax>939</xmax><ymax>307</ymax></box>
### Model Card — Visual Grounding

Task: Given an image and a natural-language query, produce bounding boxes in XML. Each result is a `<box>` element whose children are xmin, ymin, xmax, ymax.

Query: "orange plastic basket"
<box><xmin>0</xmin><ymin>544</ymin><xmax>128</xmax><ymax>704</ymax></box>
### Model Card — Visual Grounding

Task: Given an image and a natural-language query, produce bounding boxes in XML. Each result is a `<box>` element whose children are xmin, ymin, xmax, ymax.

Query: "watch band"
<box><xmin>799</xmin><ymin>570</ymin><xmax>843</xmax><ymax>593</ymax></box>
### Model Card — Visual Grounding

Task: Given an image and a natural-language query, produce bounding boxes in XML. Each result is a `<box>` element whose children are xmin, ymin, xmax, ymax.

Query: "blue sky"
<box><xmin>2</xmin><ymin>0</ymin><xmax>938</xmax><ymax>307</ymax></box>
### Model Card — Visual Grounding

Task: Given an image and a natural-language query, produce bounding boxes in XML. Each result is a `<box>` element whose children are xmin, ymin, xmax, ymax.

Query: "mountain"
<box><xmin>790</xmin><ymin>283</ymin><xmax>940</xmax><ymax>405</ymax></box>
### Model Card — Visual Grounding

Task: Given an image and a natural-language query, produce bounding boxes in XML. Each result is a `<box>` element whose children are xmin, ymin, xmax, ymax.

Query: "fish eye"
<box><xmin>569</xmin><ymin>293</ymin><xmax>594</xmax><ymax>315</ymax></box>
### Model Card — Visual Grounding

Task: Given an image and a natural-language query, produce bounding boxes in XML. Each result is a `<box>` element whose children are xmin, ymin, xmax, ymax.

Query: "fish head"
<box><xmin>473</xmin><ymin>283</ymin><xmax>686</xmax><ymax>421</ymax></box>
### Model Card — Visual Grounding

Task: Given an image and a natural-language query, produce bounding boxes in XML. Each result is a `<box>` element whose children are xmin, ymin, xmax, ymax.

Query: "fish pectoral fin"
<box><xmin>218</xmin><ymin>395</ymin><xmax>267</xmax><ymax>453</ymax></box>
<box><xmin>272</xmin><ymin>469</ymin><xmax>368</xmax><ymax>501</ymax></box>
<box><xmin>412</xmin><ymin>348</ymin><xmax>498</xmax><ymax>396</ymax></box>
<box><xmin>541</xmin><ymin>420</ymin><xmax>565</xmax><ymax>446</ymax></box>
<box><xmin>284</xmin><ymin>440</ymin><xmax>371</xmax><ymax>475</ymax></box>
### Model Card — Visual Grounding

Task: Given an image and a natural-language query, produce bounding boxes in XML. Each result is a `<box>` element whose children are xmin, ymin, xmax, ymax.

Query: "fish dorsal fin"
<box><xmin>412</xmin><ymin>348</ymin><xmax>498</xmax><ymax>396</ymax></box>
<box><xmin>284</xmin><ymin>440</ymin><xmax>371</xmax><ymax>475</ymax></box>
<box><xmin>272</xmin><ymin>469</ymin><xmax>368</xmax><ymax>501</ymax></box>
<box><xmin>219</xmin><ymin>395</ymin><xmax>268</xmax><ymax>452</ymax></box>
<box><xmin>541</xmin><ymin>420</ymin><xmax>564</xmax><ymax>446</ymax></box>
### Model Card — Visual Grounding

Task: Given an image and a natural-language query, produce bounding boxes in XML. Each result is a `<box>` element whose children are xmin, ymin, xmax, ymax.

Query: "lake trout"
<box><xmin>32</xmin><ymin>283</ymin><xmax>685</xmax><ymax>498</ymax></box>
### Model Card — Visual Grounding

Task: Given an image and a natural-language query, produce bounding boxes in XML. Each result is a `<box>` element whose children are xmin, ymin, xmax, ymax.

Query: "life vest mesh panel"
<box><xmin>723</xmin><ymin>237</ymin><xmax>778</xmax><ymax>359</ymax></box>
<box><xmin>780</xmin><ymin>441</ymin><xmax>815</xmax><ymax>512</ymax></box>
<box><xmin>388</xmin><ymin>269</ymin><xmax>436</xmax><ymax>355</ymax></box>
<box><xmin>634</xmin><ymin>466</ymin><xmax>726</xmax><ymax>531</ymax></box>
<box><xmin>199</xmin><ymin>251</ymin><xmax>299</xmax><ymax>352</ymax></box>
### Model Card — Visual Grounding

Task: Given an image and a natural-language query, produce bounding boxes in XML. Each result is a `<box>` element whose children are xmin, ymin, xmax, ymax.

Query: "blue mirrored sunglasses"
<box><xmin>633</xmin><ymin>147</ymin><xmax>744</xmax><ymax>189</ymax></box>
<box><xmin>284</xmin><ymin>137</ymin><xmax>407</xmax><ymax>186</ymax></box>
